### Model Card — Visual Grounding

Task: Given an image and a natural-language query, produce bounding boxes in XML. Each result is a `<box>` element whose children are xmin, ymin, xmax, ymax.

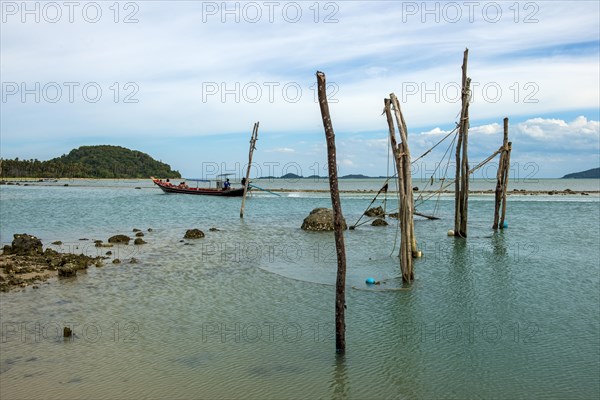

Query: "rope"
<box><xmin>415</xmin><ymin>129</ymin><xmax>458</xmax><ymax>204</ymax></box>
<box><xmin>415</xmin><ymin>129</ymin><xmax>458</xmax><ymax>210</ymax></box>
<box><xmin>434</xmin><ymin>131</ymin><xmax>458</xmax><ymax>215</ymax></box>
<box><xmin>351</xmin><ymin>183</ymin><xmax>389</xmax><ymax>228</ymax></box>
<box><xmin>411</xmin><ymin>125</ymin><xmax>459</xmax><ymax>165</ymax></box>
<box><xmin>413</xmin><ymin>146</ymin><xmax>504</xmax><ymax>204</ymax></box>
<box><xmin>247</xmin><ymin>184</ymin><xmax>281</xmax><ymax>197</ymax></box>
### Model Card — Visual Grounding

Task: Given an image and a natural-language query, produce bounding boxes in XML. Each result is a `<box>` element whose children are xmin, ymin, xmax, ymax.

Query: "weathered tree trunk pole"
<box><xmin>500</xmin><ymin>141</ymin><xmax>512</xmax><ymax>229</ymax></box>
<box><xmin>493</xmin><ymin>118</ymin><xmax>509</xmax><ymax>229</ymax></box>
<box><xmin>384</xmin><ymin>99</ymin><xmax>411</xmax><ymax>282</ymax></box>
<box><xmin>316</xmin><ymin>71</ymin><xmax>347</xmax><ymax>352</ymax></box>
<box><xmin>454</xmin><ymin>48</ymin><xmax>470</xmax><ymax>238</ymax></box>
<box><xmin>390</xmin><ymin>94</ymin><xmax>418</xmax><ymax>260</ymax></box>
<box><xmin>240</xmin><ymin>122</ymin><xmax>259</xmax><ymax>218</ymax></box>
<box><xmin>385</xmin><ymin>95</ymin><xmax>416</xmax><ymax>283</ymax></box>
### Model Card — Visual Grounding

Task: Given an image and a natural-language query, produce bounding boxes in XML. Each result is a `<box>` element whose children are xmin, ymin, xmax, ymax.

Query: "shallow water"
<box><xmin>1</xmin><ymin>181</ymin><xmax>599</xmax><ymax>399</ymax></box>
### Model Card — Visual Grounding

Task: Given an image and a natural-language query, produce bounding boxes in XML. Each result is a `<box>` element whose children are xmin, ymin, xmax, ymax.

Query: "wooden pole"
<box><xmin>492</xmin><ymin>152</ymin><xmax>505</xmax><ymax>229</ymax></box>
<box><xmin>387</xmin><ymin>94</ymin><xmax>416</xmax><ymax>283</ymax></box>
<box><xmin>454</xmin><ymin>49</ymin><xmax>470</xmax><ymax>238</ymax></box>
<box><xmin>384</xmin><ymin>99</ymin><xmax>411</xmax><ymax>282</ymax></box>
<box><xmin>316</xmin><ymin>71</ymin><xmax>347</xmax><ymax>353</ymax></box>
<box><xmin>493</xmin><ymin>117</ymin><xmax>509</xmax><ymax>229</ymax></box>
<box><xmin>500</xmin><ymin>140</ymin><xmax>511</xmax><ymax>229</ymax></box>
<box><xmin>240</xmin><ymin>122</ymin><xmax>259</xmax><ymax>218</ymax></box>
<box><xmin>390</xmin><ymin>94</ymin><xmax>418</xmax><ymax>260</ymax></box>
<box><xmin>459</xmin><ymin>77</ymin><xmax>471</xmax><ymax>237</ymax></box>
<box><xmin>492</xmin><ymin>118</ymin><xmax>512</xmax><ymax>229</ymax></box>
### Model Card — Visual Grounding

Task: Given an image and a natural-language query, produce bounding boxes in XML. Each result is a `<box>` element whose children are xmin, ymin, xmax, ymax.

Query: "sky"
<box><xmin>1</xmin><ymin>0</ymin><xmax>599</xmax><ymax>179</ymax></box>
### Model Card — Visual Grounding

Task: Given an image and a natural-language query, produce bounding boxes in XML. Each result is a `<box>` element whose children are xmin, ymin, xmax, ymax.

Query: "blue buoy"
<box><xmin>365</xmin><ymin>278</ymin><xmax>376</xmax><ymax>284</ymax></box>
<box><xmin>502</xmin><ymin>221</ymin><xmax>508</xmax><ymax>228</ymax></box>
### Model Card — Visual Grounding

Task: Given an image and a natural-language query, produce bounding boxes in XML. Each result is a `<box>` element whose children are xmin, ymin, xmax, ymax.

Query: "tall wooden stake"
<box><xmin>493</xmin><ymin>117</ymin><xmax>512</xmax><ymax>229</ymax></box>
<box><xmin>316</xmin><ymin>71</ymin><xmax>347</xmax><ymax>353</ymax></box>
<box><xmin>391</xmin><ymin>94</ymin><xmax>418</xmax><ymax>259</ymax></box>
<box><xmin>240</xmin><ymin>122</ymin><xmax>259</xmax><ymax>218</ymax></box>
<box><xmin>500</xmin><ymin>132</ymin><xmax>512</xmax><ymax>228</ymax></box>
<box><xmin>454</xmin><ymin>49</ymin><xmax>470</xmax><ymax>238</ymax></box>
<box><xmin>385</xmin><ymin>95</ymin><xmax>416</xmax><ymax>284</ymax></box>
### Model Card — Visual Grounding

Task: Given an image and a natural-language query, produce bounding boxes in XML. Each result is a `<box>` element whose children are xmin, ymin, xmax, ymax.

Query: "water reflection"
<box><xmin>330</xmin><ymin>353</ymin><xmax>348</xmax><ymax>400</ymax></box>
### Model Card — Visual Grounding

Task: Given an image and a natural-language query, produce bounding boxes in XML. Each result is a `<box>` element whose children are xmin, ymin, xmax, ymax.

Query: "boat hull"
<box><xmin>151</xmin><ymin>178</ymin><xmax>246</xmax><ymax>197</ymax></box>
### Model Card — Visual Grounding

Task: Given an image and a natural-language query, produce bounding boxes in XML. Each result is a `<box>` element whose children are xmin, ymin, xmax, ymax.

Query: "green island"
<box><xmin>562</xmin><ymin>167</ymin><xmax>600</xmax><ymax>179</ymax></box>
<box><xmin>0</xmin><ymin>145</ymin><xmax>181</xmax><ymax>179</ymax></box>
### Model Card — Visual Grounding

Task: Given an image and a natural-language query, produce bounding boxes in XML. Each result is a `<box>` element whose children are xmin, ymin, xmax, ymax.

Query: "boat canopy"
<box><xmin>185</xmin><ymin>178</ymin><xmax>211</xmax><ymax>182</ymax></box>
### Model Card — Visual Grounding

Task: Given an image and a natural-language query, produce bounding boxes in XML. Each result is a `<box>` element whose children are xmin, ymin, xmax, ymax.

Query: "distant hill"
<box><xmin>280</xmin><ymin>173</ymin><xmax>302</xmax><ymax>179</ymax></box>
<box><xmin>340</xmin><ymin>174</ymin><xmax>371</xmax><ymax>179</ymax></box>
<box><xmin>0</xmin><ymin>145</ymin><xmax>181</xmax><ymax>179</ymax></box>
<box><xmin>562</xmin><ymin>168</ymin><xmax>600</xmax><ymax>179</ymax></box>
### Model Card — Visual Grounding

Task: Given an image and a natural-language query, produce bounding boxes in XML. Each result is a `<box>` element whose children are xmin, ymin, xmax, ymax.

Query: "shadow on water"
<box><xmin>329</xmin><ymin>353</ymin><xmax>348</xmax><ymax>400</ymax></box>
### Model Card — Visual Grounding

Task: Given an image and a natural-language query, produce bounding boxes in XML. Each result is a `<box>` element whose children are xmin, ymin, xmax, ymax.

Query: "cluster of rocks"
<box><xmin>364</xmin><ymin>206</ymin><xmax>388</xmax><ymax>227</ymax></box>
<box><xmin>300</xmin><ymin>207</ymin><xmax>390</xmax><ymax>231</ymax></box>
<box><xmin>364</xmin><ymin>206</ymin><xmax>385</xmax><ymax>217</ymax></box>
<box><xmin>0</xmin><ymin>226</ymin><xmax>217</xmax><ymax>293</ymax></box>
<box><xmin>547</xmin><ymin>189</ymin><xmax>589</xmax><ymax>196</ymax></box>
<box><xmin>0</xmin><ymin>234</ymin><xmax>102</xmax><ymax>292</ymax></box>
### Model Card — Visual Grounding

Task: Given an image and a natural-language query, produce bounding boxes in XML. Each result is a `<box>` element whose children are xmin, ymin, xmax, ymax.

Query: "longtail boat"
<box><xmin>151</xmin><ymin>175</ymin><xmax>247</xmax><ymax>197</ymax></box>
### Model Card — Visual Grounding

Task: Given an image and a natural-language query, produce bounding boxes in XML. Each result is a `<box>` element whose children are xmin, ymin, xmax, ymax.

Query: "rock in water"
<box><xmin>134</xmin><ymin>238</ymin><xmax>146</xmax><ymax>245</ymax></box>
<box><xmin>108</xmin><ymin>235</ymin><xmax>131</xmax><ymax>244</ymax></box>
<box><xmin>184</xmin><ymin>229</ymin><xmax>205</xmax><ymax>239</ymax></box>
<box><xmin>301</xmin><ymin>208</ymin><xmax>347</xmax><ymax>231</ymax></box>
<box><xmin>58</xmin><ymin>263</ymin><xmax>77</xmax><ymax>277</ymax></box>
<box><xmin>364</xmin><ymin>206</ymin><xmax>384</xmax><ymax>217</ymax></box>
<box><xmin>372</xmin><ymin>218</ymin><xmax>388</xmax><ymax>226</ymax></box>
<box><xmin>5</xmin><ymin>234</ymin><xmax>43</xmax><ymax>256</ymax></box>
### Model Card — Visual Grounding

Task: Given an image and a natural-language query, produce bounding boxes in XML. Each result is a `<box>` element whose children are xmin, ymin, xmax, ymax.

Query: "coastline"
<box><xmin>1</xmin><ymin>179</ymin><xmax>598</xmax><ymax>196</ymax></box>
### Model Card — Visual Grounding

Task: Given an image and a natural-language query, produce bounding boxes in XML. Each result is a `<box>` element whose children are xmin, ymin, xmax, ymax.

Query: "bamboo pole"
<box><xmin>240</xmin><ymin>122</ymin><xmax>259</xmax><ymax>218</ymax></box>
<box><xmin>316</xmin><ymin>71</ymin><xmax>347</xmax><ymax>353</ymax></box>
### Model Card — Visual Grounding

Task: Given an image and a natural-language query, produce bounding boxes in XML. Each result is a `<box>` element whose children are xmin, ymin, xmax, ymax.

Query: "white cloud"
<box><xmin>515</xmin><ymin>116</ymin><xmax>599</xmax><ymax>141</ymax></box>
<box><xmin>265</xmin><ymin>147</ymin><xmax>296</xmax><ymax>154</ymax></box>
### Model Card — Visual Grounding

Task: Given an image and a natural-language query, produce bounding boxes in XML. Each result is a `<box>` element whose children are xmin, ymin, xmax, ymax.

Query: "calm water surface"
<box><xmin>1</xmin><ymin>181</ymin><xmax>599</xmax><ymax>399</ymax></box>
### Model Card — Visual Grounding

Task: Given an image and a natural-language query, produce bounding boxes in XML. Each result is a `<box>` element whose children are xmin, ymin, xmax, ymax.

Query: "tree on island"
<box><xmin>0</xmin><ymin>145</ymin><xmax>181</xmax><ymax>179</ymax></box>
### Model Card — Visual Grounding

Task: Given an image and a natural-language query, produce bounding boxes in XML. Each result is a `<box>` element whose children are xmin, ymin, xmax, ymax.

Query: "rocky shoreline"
<box><xmin>0</xmin><ymin>228</ymin><xmax>210</xmax><ymax>293</ymax></box>
<box><xmin>0</xmin><ymin>234</ymin><xmax>105</xmax><ymax>292</ymax></box>
<box><xmin>0</xmin><ymin>232</ymin><xmax>151</xmax><ymax>292</ymax></box>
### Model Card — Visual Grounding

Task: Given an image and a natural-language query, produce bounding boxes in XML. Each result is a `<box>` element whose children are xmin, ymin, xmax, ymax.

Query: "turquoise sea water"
<box><xmin>1</xmin><ymin>180</ymin><xmax>599</xmax><ymax>399</ymax></box>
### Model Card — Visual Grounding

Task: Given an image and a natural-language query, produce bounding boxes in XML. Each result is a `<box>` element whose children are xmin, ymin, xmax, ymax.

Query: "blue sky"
<box><xmin>1</xmin><ymin>0</ymin><xmax>599</xmax><ymax>178</ymax></box>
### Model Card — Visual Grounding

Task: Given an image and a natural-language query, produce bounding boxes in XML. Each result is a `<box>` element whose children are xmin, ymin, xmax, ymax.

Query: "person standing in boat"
<box><xmin>223</xmin><ymin>178</ymin><xmax>231</xmax><ymax>190</ymax></box>
<box><xmin>241</xmin><ymin>177</ymin><xmax>247</xmax><ymax>187</ymax></box>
